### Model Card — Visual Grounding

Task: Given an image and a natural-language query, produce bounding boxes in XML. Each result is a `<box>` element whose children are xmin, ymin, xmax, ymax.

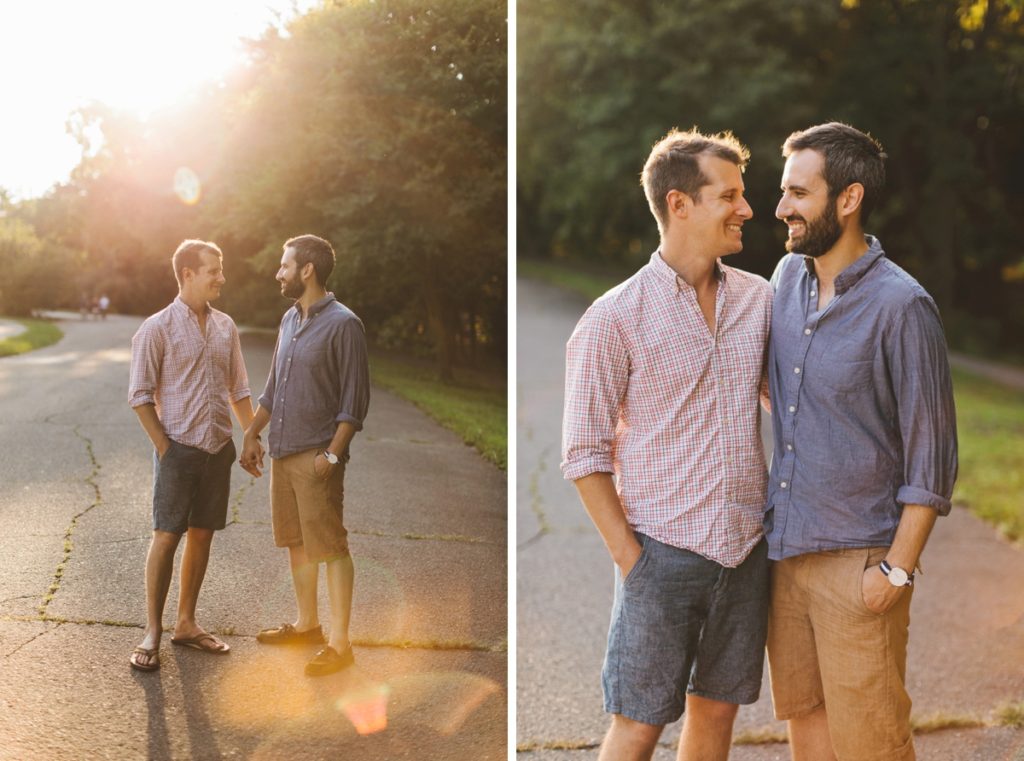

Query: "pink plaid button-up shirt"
<box><xmin>561</xmin><ymin>252</ymin><xmax>772</xmax><ymax>567</ymax></box>
<box><xmin>129</xmin><ymin>297</ymin><xmax>250</xmax><ymax>454</ymax></box>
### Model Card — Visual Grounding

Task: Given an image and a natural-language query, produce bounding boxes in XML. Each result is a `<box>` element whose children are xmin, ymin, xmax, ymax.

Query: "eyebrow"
<box><xmin>781</xmin><ymin>183</ymin><xmax>812</xmax><ymax>193</ymax></box>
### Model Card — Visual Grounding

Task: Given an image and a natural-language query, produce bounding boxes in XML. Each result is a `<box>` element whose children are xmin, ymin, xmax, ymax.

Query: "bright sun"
<box><xmin>0</xmin><ymin>0</ymin><xmax>316</xmax><ymax>199</ymax></box>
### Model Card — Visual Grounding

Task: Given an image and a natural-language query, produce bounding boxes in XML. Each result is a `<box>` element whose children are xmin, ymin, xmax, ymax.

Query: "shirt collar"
<box><xmin>802</xmin><ymin>235</ymin><xmax>885</xmax><ymax>295</ymax></box>
<box><xmin>650</xmin><ymin>250</ymin><xmax>726</xmax><ymax>293</ymax></box>
<box><xmin>291</xmin><ymin>292</ymin><xmax>337</xmax><ymax>319</ymax></box>
<box><xmin>172</xmin><ymin>295</ymin><xmax>208</xmax><ymax>319</ymax></box>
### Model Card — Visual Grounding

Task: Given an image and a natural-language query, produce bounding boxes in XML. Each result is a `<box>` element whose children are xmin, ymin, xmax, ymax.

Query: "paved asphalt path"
<box><xmin>516</xmin><ymin>276</ymin><xmax>1024</xmax><ymax>760</ymax></box>
<box><xmin>0</xmin><ymin>312</ymin><xmax>506</xmax><ymax>760</ymax></box>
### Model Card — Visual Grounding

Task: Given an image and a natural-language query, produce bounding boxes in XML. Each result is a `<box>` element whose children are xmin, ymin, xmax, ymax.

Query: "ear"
<box><xmin>665</xmin><ymin>189</ymin><xmax>693</xmax><ymax>221</ymax></box>
<box><xmin>300</xmin><ymin>261</ymin><xmax>316</xmax><ymax>282</ymax></box>
<box><xmin>837</xmin><ymin>182</ymin><xmax>865</xmax><ymax>220</ymax></box>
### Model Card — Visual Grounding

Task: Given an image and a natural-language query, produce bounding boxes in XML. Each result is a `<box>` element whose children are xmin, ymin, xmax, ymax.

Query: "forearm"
<box><xmin>230</xmin><ymin>396</ymin><xmax>256</xmax><ymax>432</ymax></box>
<box><xmin>132</xmin><ymin>404</ymin><xmax>169</xmax><ymax>451</ymax></box>
<box><xmin>326</xmin><ymin>421</ymin><xmax>358</xmax><ymax>459</ymax></box>
<box><xmin>244</xmin><ymin>404</ymin><xmax>272</xmax><ymax>439</ymax></box>
<box><xmin>574</xmin><ymin>472</ymin><xmax>640</xmax><ymax>567</ymax></box>
<box><xmin>887</xmin><ymin>503</ymin><xmax>938</xmax><ymax>572</ymax></box>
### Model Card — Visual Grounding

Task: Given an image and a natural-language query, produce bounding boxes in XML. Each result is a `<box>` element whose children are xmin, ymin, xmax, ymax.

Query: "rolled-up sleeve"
<box><xmin>258</xmin><ymin>333</ymin><xmax>281</xmax><ymax>414</ymax></box>
<box><xmin>889</xmin><ymin>296</ymin><xmax>958</xmax><ymax>514</ymax></box>
<box><xmin>227</xmin><ymin>323</ymin><xmax>251</xmax><ymax>403</ymax></box>
<box><xmin>333</xmin><ymin>318</ymin><xmax>370</xmax><ymax>430</ymax></box>
<box><xmin>128</xmin><ymin>319</ymin><xmax>162</xmax><ymax>408</ymax></box>
<box><xmin>560</xmin><ymin>302</ymin><xmax>628</xmax><ymax>481</ymax></box>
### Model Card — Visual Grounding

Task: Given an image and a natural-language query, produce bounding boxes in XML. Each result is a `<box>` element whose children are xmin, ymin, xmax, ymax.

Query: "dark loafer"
<box><xmin>304</xmin><ymin>645</ymin><xmax>355</xmax><ymax>677</ymax></box>
<box><xmin>256</xmin><ymin>623</ymin><xmax>325</xmax><ymax>645</ymax></box>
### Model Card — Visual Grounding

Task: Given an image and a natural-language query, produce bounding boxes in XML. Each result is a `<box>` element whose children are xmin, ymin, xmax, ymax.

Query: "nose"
<box><xmin>775</xmin><ymin>195</ymin><xmax>790</xmax><ymax>221</ymax></box>
<box><xmin>737</xmin><ymin>195</ymin><xmax>753</xmax><ymax>220</ymax></box>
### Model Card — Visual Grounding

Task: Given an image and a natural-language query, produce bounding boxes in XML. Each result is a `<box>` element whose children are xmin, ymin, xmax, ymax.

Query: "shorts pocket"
<box><xmin>853</xmin><ymin>547</ymin><xmax>890</xmax><ymax>616</ymax></box>
<box><xmin>622</xmin><ymin>534</ymin><xmax>652</xmax><ymax>588</ymax></box>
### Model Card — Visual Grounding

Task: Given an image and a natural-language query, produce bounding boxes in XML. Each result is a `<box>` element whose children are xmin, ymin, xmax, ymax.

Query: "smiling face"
<box><xmin>683</xmin><ymin>155</ymin><xmax>753</xmax><ymax>258</ymax></box>
<box><xmin>186</xmin><ymin>249</ymin><xmax>225</xmax><ymax>302</ymax></box>
<box><xmin>776</xmin><ymin>148</ymin><xmax>842</xmax><ymax>259</ymax></box>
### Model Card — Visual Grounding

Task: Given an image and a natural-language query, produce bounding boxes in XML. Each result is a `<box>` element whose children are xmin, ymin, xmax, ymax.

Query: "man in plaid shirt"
<box><xmin>562</xmin><ymin>129</ymin><xmax>772</xmax><ymax>761</ymax></box>
<box><xmin>128</xmin><ymin>240</ymin><xmax>259</xmax><ymax>671</ymax></box>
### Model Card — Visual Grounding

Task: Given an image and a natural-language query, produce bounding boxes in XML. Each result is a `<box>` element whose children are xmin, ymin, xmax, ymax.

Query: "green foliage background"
<box><xmin>518</xmin><ymin>0</ymin><xmax>1024</xmax><ymax>356</ymax></box>
<box><xmin>0</xmin><ymin>0</ymin><xmax>506</xmax><ymax>379</ymax></box>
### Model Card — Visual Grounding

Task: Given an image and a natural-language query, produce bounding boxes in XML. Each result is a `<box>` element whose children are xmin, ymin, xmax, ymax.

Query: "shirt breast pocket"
<box><xmin>821</xmin><ymin>342</ymin><xmax>876</xmax><ymax>393</ymax></box>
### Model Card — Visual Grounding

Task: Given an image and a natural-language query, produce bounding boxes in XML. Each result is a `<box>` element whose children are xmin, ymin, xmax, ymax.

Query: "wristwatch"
<box><xmin>322</xmin><ymin>450</ymin><xmax>339</xmax><ymax>465</ymax></box>
<box><xmin>879</xmin><ymin>559</ymin><xmax>914</xmax><ymax>587</ymax></box>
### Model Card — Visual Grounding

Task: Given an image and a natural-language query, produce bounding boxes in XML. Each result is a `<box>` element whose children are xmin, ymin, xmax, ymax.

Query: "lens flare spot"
<box><xmin>173</xmin><ymin>167</ymin><xmax>201</xmax><ymax>205</ymax></box>
<box><xmin>386</xmin><ymin>672</ymin><xmax>500</xmax><ymax>735</ymax></box>
<box><xmin>335</xmin><ymin>683</ymin><xmax>390</xmax><ymax>735</ymax></box>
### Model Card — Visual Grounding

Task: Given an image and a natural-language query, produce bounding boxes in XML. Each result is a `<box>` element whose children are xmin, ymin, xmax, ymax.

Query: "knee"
<box><xmin>610</xmin><ymin>713</ymin><xmax>663</xmax><ymax>744</ymax></box>
<box><xmin>186</xmin><ymin>527</ymin><xmax>215</xmax><ymax>547</ymax></box>
<box><xmin>687</xmin><ymin>694</ymin><xmax>739</xmax><ymax>726</ymax></box>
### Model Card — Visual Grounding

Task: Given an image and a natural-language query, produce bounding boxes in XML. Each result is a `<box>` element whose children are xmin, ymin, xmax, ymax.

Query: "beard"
<box><xmin>785</xmin><ymin>200</ymin><xmax>841</xmax><ymax>259</ymax></box>
<box><xmin>280</xmin><ymin>274</ymin><xmax>304</xmax><ymax>299</ymax></box>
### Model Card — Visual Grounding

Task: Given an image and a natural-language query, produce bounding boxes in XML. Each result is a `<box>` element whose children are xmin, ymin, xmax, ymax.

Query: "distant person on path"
<box><xmin>561</xmin><ymin>129</ymin><xmax>773</xmax><ymax>761</ymax></box>
<box><xmin>765</xmin><ymin>122</ymin><xmax>958</xmax><ymax>761</ymax></box>
<box><xmin>98</xmin><ymin>293</ymin><xmax>110</xmax><ymax>319</ymax></box>
<box><xmin>240</xmin><ymin>234</ymin><xmax>370</xmax><ymax>677</ymax></box>
<box><xmin>127</xmin><ymin>239</ymin><xmax>259</xmax><ymax>671</ymax></box>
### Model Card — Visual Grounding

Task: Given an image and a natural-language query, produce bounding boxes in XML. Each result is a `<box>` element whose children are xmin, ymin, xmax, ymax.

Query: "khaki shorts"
<box><xmin>270</xmin><ymin>448</ymin><xmax>349</xmax><ymax>562</ymax></box>
<box><xmin>767</xmin><ymin>547</ymin><xmax>914</xmax><ymax>761</ymax></box>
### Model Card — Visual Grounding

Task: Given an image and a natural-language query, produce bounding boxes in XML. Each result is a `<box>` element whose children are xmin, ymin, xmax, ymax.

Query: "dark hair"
<box><xmin>171</xmin><ymin>239</ymin><xmax>222</xmax><ymax>287</ymax></box>
<box><xmin>642</xmin><ymin>128</ymin><xmax>750</xmax><ymax>234</ymax></box>
<box><xmin>782</xmin><ymin>122</ymin><xmax>887</xmax><ymax>223</ymax></box>
<box><xmin>284</xmin><ymin>234</ymin><xmax>335</xmax><ymax>287</ymax></box>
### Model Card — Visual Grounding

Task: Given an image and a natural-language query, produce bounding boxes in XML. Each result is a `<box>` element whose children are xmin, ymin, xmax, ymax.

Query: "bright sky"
<box><xmin>0</xmin><ymin>1</ymin><xmax>317</xmax><ymax>200</ymax></box>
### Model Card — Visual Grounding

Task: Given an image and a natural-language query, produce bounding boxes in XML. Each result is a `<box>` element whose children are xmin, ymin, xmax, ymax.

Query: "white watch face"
<box><xmin>887</xmin><ymin>566</ymin><xmax>909</xmax><ymax>586</ymax></box>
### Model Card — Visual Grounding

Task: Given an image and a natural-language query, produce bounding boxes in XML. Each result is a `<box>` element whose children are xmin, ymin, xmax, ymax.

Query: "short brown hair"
<box><xmin>642</xmin><ymin>128</ymin><xmax>750</xmax><ymax>234</ymax></box>
<box><xmin>284</xmin><ymin>234</ymin><xmax>335</xmax><ymax>287</ymax></box>
<box><xmin>171</xmin><ymin>239</ymin><xmax>222</xmax><ymax>287</ymax></box>
<box><xmin>782</xmin><ymin>122</ymin><xmax>886</xmax><ymax>223</ymax></box>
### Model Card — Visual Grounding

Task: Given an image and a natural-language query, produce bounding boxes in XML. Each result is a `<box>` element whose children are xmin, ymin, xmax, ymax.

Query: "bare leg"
<box><xmin>788</xmin><ymin>706</ymin><xmax>837</xmax><ymax>761</ymax></box>
<box><xmin>677</xmin><ymin>694</ymin><xmax>738</xmax><ymax>761</ymax></box>
<box><xmin>598</xmin><ymin>714</ymin><xmax>663</xmax><ymax>761</ymax></box>
<box><xmin>138</xmin><ymin>530</ymin><xmax>182</xmax><ymax>657</ymax></box>
<box><xmin>174</xmin><ymin>526</ymin><xmax>214</xmax><ymax>638</ymax></box>
<box><xmin>324</xmin><ymin>553</ymin><xmax>354</xmax><ymax>653</ymax></box>
<box><xmin>288</xmin><ymin>544</ymin><xmax>321</xmax><ymax>632</ymax></box>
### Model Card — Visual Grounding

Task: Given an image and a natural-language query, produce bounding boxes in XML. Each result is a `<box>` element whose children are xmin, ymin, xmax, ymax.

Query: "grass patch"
<box><xmin>518</xmin><ymin>258</ymin><xmax>628</xmax><ymax>302</ymax></box>
<box><xmin>370</xmin><ymin>352</ymin><xmax>506</xmax><ymax>470</ymax></box>
<box><xmin>994</xmin><ymin>700</ymin><xmax>1024</xmax><ymax>729</ymax></box>
<box><xmin>952</xmin><ymin>367</ymin><xmax>1024</xmax><ymax>542</ymax></box>
<box><xmin>0</xmin><ymin>317</ymin><xmax>63</xmax><ymax>357</ymax></box>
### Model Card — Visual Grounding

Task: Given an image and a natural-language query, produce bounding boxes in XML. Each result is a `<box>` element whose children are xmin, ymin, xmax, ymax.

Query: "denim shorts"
<box><xmin>602</xmin><ymin>534</ymin><xmax>769</xmax><ymax>725</ymax></box>
<box><xmin>152</xmin><ymin>438</ymin><xmax>236</xmax><ymax>534</ymax></box>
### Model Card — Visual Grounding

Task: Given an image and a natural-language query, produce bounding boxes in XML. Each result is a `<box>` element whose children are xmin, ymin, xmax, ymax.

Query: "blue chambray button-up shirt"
<box><xmin>258</xmin><ymin>293</ymin><xmax>370</xmax><ymax>460</ymax></box>
<box><xmin>764</xmin><ymin>236</ymin><xmax>958</xmax><ymax>561</ymax></box>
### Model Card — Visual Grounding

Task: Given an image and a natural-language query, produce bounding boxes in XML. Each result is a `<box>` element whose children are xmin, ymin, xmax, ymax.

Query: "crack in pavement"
<box><xmin>3</xmin><ymin>625</ymin><xmax>55</xmax><ymax>659</ymax></box>
<box><xmin>518</xmin><ymin>439</ymin><xmax>552</xmax><ymax>551</ymax></box>
<box><xmin>0</xmin><ymin>614</ymin><xmax>504</xmax><ymax>653</ymax></box>
<box><xmin>37</xmin><ymin>425</ymin><xmax>102</xmax><ymax>616</ymax></box>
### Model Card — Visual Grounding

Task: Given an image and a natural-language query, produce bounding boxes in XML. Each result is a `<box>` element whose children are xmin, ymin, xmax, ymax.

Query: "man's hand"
<box><xmin>861</xmin><ymin>565</ymin><xmax>906</xmax><ymax>614</ymax></box>
<box><xmin>616</xmin><ymin>537</ymin><xmax>644</xmax><ymax>581</ymax></box>
<box><xmin>155</xmin><ymin>437</ymin><xmax>172</xmax><ymax>460</ymax></box>
<box><xmin>240</xmin><ymin>433</ymin><xmax>264</xmax><ymax>477</ymax></box>
<box><xmin>313</xmin><ymin>452</ymin><xmax>336</xmax><ymax>480</ymax></box>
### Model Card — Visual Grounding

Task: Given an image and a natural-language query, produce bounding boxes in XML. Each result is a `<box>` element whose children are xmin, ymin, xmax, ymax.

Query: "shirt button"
<box><xmin>804</xmin><ymin>328</ymin><xmax>812</xmax><ymax>335</ymax></box>
<box><xmin>786</xmin><ymin>444</ymin><xmax>793</xmax><ymax>451</ymax></box>
<box><xmin>292</xmin><ymin>337</ymin><xmax>297</xmax><ymax>342</ymax></box>
<box><xmin>788</xmin><ymin>405</ymin><xmax>796</xmax><ymax>413</ymax></box>
<box><xmin>810</xmin><ymin>290</ymin><xmax>816</xmax><ymax>297</ymax></box>
<box><xmin>794</xmin><ymin>367</ymin><xmax>801</xmax><ymax>374</ymax></box>
<box><xmin>780</xmin><ymin>481</ymin><xmax>788</xmax><ymax>489</ymax></box>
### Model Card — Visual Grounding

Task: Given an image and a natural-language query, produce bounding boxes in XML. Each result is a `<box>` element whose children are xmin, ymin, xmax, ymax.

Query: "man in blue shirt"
<box><xmin>241</xmin><ymin>234</ymin><xmax>370</xmax><ymax>677</ymax></box>
<box><xmin>765</xmin><ymin>123</ymin><xmax>957</xmax><ymax>760</ymax></box>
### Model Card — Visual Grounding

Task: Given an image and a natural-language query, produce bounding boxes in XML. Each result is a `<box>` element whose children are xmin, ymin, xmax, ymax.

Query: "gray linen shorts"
<box><xmin>602</xmin><ymin>534</ymin><xmax>769</xmax><ymax>725</ymax></box>
<box><xmin>151</xmin><ymin>439</ymin><xmax>235</xmax><ymax>534</ymax></box>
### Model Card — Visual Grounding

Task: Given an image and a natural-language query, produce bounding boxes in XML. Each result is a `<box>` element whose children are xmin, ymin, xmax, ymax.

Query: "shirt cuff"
<box><xmin>128</xmin><ymin>393</ymin><xmax>155</xmax><ymax>408</ymax></box>
<box><xmin>257</xmin><ymin>395</ymin><xmax>273</xmax><ymax>413</ymax></box>
<box><xmin>896</xmin><ymin>485</ymin><xmax>952</xmax><ymax>516</ymax></box>
<box><xmin>335</xmin><ymin>412</ymin><xmax>364</xmax><ymax>431</ymax></box>
<box><xmin>561</xmin><ymin>453</ymin><xmax>614</xmax><ymax>482</ymax></box>
<box><xmin>229</xmin><ymin>389</ymin><xmax>251</xmax><ymax>404</ymax></box>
